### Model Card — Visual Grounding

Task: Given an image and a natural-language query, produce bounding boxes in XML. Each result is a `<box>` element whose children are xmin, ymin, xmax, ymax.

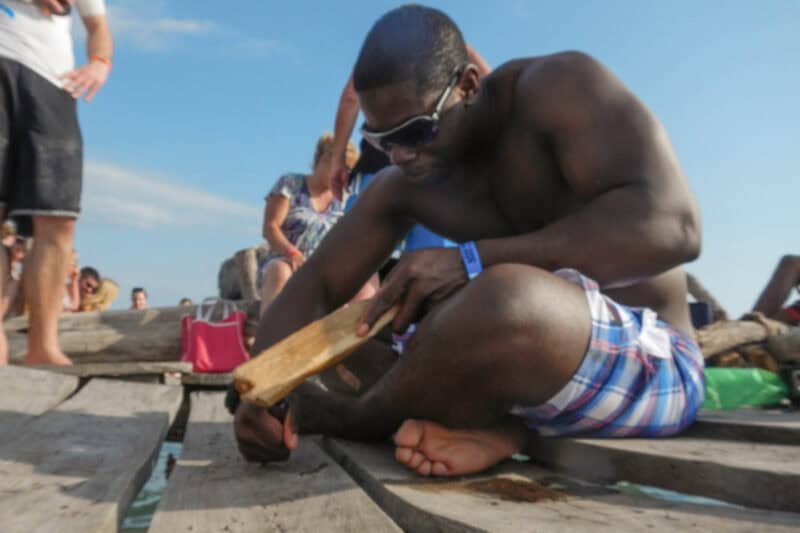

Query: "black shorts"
<box><xmin>0</xmin><ymin>56</ymin><xmax>83</xmax><ymax>236</ymax></box>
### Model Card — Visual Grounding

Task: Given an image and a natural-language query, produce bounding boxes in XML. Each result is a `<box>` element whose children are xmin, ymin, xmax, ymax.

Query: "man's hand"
<box><xmin>61</xmin><ymin>60</ymin><xmax>109</xmax><ymax>102</ymax></box>
<box><xmin>234</xmin><ymin>402</ymin><xmax>294</xmax><ymax>463</ymax></box>
<box><xmin>359</xmin><ymin>247</ymin><xmax>468</xmax><ymax>336</ymax></box>
<box><xmin>34</xmin><ymin>0</ymin><xmax>73</xmax><ymax>16</ymax></box>
<box><xmin>288</xmin><ymin>252</ymin><xmax>306</xmax><ymax>272</ymax></box>
<box><xmin>328</xmin><ymin>157</ymin><xmax>349</xmax><ymax>202</ymax></box>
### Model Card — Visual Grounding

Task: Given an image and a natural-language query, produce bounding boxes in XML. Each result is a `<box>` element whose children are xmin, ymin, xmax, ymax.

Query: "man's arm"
<box><xmin>328</xmin><ymin>75</ymin><xmax>360</xmax><ymax>200</ymax></box>
<box><xmin>61</xmin><ymin>13</ymin><xmax>113</xmax><ymax>101</ymax></box>
<box><xmin>479</xmin><ymin>52</ymin><xmax>701</xmax><ymax>288</ymax></box>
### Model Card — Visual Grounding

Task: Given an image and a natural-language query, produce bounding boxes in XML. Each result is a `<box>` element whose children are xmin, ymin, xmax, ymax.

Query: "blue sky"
<box><xmin>61</xmin><ymin>0</ymin><xmax>798</xmax><ymax>314</ymax></box>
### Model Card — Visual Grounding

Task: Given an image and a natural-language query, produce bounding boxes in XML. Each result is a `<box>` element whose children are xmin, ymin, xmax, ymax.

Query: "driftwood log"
<box><xmin>4</xmin><ymin>301</ymin><xmax>260</xmax><ymax>365</ymax></box>
<box><xmin>696</xmin><ymin>313</ymin><xmax>800</xmax><ymax>368</ymax></box>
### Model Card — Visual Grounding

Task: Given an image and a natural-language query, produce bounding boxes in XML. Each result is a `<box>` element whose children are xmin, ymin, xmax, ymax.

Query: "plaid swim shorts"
<box><xmin>510</xmin><ymin>268</ymin><xmax>705</xmax><ymax>437</ymax></box>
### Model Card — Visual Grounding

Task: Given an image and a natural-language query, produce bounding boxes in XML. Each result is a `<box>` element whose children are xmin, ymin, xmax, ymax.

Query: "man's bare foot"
<box><xmin>0</xmin><ymin>328</ymin><xmax>8</xmax><ymax>365</ymax></box>
<box><xmin>393</xmin><ymin>419</ymin><xmax>527</xmax><ymax>477</ymax></box>
<box><xmin>24</xmin><ymin>351</ymin><xmax>73</xmax><ymax>366</ymax></box>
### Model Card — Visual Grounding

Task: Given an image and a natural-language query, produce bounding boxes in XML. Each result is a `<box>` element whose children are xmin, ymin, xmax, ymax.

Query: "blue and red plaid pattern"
<box><xmin>511</xmin><ymin>268</ymin><xmax>705</xmax><ymax>437</ymax></box>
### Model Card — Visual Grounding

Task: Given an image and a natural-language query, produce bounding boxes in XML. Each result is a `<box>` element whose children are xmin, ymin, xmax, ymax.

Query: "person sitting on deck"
<box><xmin>76</xmin><ymin>266</ymin><xmax>118</xmax><ymax>312</ymax></box>
<box><xmin>257</xmin><ymin>133</ymin><xmax>377</xmax><ymax>318</ymax></box>
<box><xmin>233</xmin><ymin>5</ymin><xmax>704</xmax><ymax>478</ymax></box>
<box><xmin>752</xmin><ymin>255</ymin><xmax>800</xmax><ymax>326</ymax></box>
<box><xmin>130</xmin><ymin>286</ymin><xmax>148</xmax><ymax>310</ymax></box>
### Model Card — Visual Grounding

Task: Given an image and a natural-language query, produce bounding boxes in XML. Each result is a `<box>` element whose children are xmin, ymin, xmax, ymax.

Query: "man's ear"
<box><xmin>459</xmin><ymin>65</ymin><xmax>481</xmax><ymax>106</ymax></box>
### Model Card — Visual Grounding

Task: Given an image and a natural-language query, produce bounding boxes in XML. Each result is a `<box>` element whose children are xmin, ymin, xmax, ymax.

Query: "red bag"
<box><xmin>181</xmin><ymin>298</ymin><xmax>250</xmax><ymax>373</ymax></box>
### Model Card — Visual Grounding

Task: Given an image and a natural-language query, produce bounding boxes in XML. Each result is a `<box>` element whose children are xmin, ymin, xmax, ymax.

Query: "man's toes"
<box><xmin>431</xmin><ymin>461</ymin><xmax>450</xmax><ymax>477</ymax></box>
<box><xmin>416</xmin><ymin>459</ymin><xmax>432</xmax><ymax>476</ymax></box>
<box><xmin>408</xmin><ymin>451</ymin><xmax>427</xmax><ymax>470</ymax></box>
<box><xmin>394</xmin><ymin>419</ymin><xmax>425</xmax><ymax>448</ymax></box>
<box><xmin>395</xmin><ymin>446</ymin><xmax>413</xmax><ymax>464</ymax></box>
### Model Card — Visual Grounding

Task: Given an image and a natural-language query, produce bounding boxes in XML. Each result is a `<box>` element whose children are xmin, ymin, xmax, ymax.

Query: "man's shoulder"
<box><xmin>354</xmin><ymin>165</ymin><xmax>411</xmax><ymax>213</ymax></box>
<box><xmin>502</xmin><ymin>51</ymin><xmax>606</xmax><ymax>89</ymax></box>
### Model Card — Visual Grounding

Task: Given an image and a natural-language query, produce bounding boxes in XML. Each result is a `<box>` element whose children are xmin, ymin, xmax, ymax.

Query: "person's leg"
<box><xmin>0</xmin><ymin>208</ymin><xmax>7</xmax><ymax>365</ymax></box>
<box><xmin>351</xmin><ymin>273</ymin><xmax>380</xmax><ymax>302</ymax></box>
<box><xmin>753</xmin><ymin>255</ymin><xmax>800</xmax><ymax>318</ymax></box>
<box><xmin>290</xmin><ymin>264</ymin><xmax>592</xmax><ymax>473</ymax></box>
<box><xmin>23</xmin><ymin>215</ymin><xmax>74</xmax><ymax>365</ymax></box>
<box><xmin>259</xmin><ymin>259</ymin><xmax>293</xmax><ymax>318</ymax></box>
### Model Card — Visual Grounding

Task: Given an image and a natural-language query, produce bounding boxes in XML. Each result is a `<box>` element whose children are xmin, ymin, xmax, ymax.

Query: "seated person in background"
<box><xmin>131</xmin><ymin>287</ymin><xmax>148</xmax><ymax>310</ymax></box>
<box><xmin>179</xmin><ymin>297</ymin><xmax>193</xmax><ymax>307</ymax></box>
<box><xmin>77</xmin><ymin>266</ymin><xmax>118</xmax><ymax>312</ymax></box>
<box><xmin>258</xmin><ymin>133</ymin><xmax>376</xmax><ymax>317</ymax></box>
<box><xmin>752</xmin><ymin>255</ymin><xmax>800</xmax><ymax>325</ymax></box>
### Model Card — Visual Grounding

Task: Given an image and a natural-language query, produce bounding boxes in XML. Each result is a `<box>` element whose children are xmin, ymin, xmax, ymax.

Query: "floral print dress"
<box><xmin>258</xmin><ymin>173</ymin><xmax>345</xmax><ymax>277</ymax></box>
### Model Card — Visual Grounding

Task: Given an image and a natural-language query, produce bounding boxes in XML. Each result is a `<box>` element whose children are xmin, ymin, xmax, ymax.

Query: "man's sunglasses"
<box><xmin>360</xmin><ymin>65</ymin><xmax>468</xmax><ymax>153</ymax></box>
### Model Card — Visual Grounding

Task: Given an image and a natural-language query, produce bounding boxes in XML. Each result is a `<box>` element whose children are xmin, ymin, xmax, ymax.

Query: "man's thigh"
<box><xmin>10</xmin><ymin>63</ymin><xmax>82</xmax><ymax>228</ymax></box>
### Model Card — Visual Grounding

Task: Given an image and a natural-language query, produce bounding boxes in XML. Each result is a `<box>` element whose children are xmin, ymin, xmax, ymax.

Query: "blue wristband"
<box><xmin>459</xmin><ymin>241</ymin><xmax>483</xmax><ymax>280</ymax></box>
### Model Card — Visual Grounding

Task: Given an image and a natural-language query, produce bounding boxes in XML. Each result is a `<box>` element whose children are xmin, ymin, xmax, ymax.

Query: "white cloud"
<box><xmin>82</xmin><ymin>160</ymin><xmax>260</xmax><ymax>231</ymax></box>
<box><xmin>74</xmin><ymin>1</ymin><xmax>286</xmax><ymax>56</ymax></box>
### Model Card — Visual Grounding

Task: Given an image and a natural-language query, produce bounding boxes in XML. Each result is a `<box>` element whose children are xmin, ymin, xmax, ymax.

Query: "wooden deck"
<box><xmin>1</xmin><ymin>365</ymin><xmax>799</xmax><ymax>532</ymax></box>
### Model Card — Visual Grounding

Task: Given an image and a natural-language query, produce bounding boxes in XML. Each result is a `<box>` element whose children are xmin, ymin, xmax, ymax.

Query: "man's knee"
<box><xmin>33</xmin><ymin>216</ymin><xmax>76</xmax><ymax>245</ymax></box>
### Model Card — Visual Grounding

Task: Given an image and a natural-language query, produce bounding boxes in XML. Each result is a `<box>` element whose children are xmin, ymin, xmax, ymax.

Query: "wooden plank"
<box><xmin>3</xmin><ymin>301</ymin><xmax>257</xmax><ymax>334</ymax></box>
<box><xmin>234</xmin><ymin>300</ymin><xmax>398</xmax><ymax>407</ymax></box>
<box><xmin>323</xmin><ymin>438</ymin><xmax>800</xmax><ymax>532</ymax></box>
<box><xmin>149</xmin><ymin>393</ymin><xmax>400</xmax><ymax>533</ymax></box>
<box><xmin>5</xmin><ymin>301</ymin><xmax>260</xmax><ymax>365</ymax></box>
<box><xmin>181</xmin><ymin>372</ymin><xmax>233</xmax><ymax>386</ymax></box>
<box><xmin>0</xmin><ymin>379</ymin><xmax>182</xmax><ymax>532</ymax></box>
<box><xmin>526</xmin><ymin>435</ymin><xmax>800</xmax><ymax>512</ymax></box>
<box><xmin>690</xmin><ymin>409</ymin><xmax>800</xmax><ymax>444</ymax></box>
<box><xmin>0</xmin><ymin>366</ymin><xmax>79</xmax><ymax>444</ymax></box>
<box><xmin>36</xmin><ymin>361</ymin><xmax>192</xmax><ymax>378</ymax></box>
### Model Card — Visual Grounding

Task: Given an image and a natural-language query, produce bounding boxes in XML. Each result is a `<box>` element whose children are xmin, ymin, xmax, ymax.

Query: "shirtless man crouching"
<box><xmin>232</xmin><ymin>4</ymin><xmax>704</xmax><ymax>477</ymax></box>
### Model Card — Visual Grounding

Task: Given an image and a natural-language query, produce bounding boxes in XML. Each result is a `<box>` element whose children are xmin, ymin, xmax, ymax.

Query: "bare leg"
<box><xmin>23</xmin><ymin>216</ymin><xmax>74</xmax><ymax>366</ymax></box>
<box><xmin>753</xmin><ymin>255</ymin><xmax>800</xmax><ymax>319</ymax></box>
<box><xmin>0</xmin><ymin>207</ymin><xmax>7</xmax><ymax>365</ymax></box>
<box><xmin>259</xmin><ymin>259</ymin><xmax>293</xmax><ymax>318</ymax></box>
<box><xmin>291</xmin><ymin>264</ymin><xmax>592</xmax><ymax>475</ymax></box>
<box><xmin>351</xmin><ymin>273</ymin><xmax>380</xmax><ymax>302</ymax></box>
<box><xmin>394</xmin><ymin>419</ymin><xmax>527</xmax><ymax>477</ymax></box>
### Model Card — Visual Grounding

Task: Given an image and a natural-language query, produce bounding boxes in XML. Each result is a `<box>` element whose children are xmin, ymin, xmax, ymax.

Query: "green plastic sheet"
<box><xmin>703</xmin><ymin>368</ymin><xmax>788</xmax><ymax>410</ymax></box>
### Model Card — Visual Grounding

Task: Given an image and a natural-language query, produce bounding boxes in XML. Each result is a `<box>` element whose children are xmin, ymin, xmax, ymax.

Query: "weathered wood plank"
<box><xmin>0</xmin><ymin>379</ymin><xmax>182</xmax><ymax>533</ymax></box>
<box><xmin>180</xmin><ymin>372</ymin><xmax>233</xmax><ymax>386</ymax></box>
<box><xmin>0</xmin><ymin>366</ymin><xmax>79</xmax><ymax>444</ymax></box>
<box><xmin>4</xmin><ymin>302</ymin><xmax>257</xmax><ymax>334</ymax></box>
<box><xmin>36</xmin><ymin>361</ymin><xmax>193</xmax><ymax>378</ymax></box>
<box><xmin>5</xmin><ymin>301</ymin><xmax>260</xmax><ymax>364</ymax></box>
<box><xmin>526</xmin><ymin>435</ymin><xmax>800</xmax><ymax>512</ymax></box>
<box><xmin>324</xmin><ymin>438</ymin><xmax>800</xmax><ymax>532</ymax></box>
<box><xmin>149</xmin><ymin>393</ymin><xmax>400</xmax><ymax>533</ymax></box>
<box><xmin>690</xmin><ymin>409</ymin><xmax>800</xmax><ymax>444</ymax></box>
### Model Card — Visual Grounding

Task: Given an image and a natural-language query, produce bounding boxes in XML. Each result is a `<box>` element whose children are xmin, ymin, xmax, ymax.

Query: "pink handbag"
<box><xmin>181</xmin><ymin>298</ymin><xmax>250</xmax><ymax>373</ymax></box>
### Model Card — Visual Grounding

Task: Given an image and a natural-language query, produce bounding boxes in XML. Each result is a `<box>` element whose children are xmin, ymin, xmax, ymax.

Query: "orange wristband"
<box><xmin>90</xmin><ymin>55</ymin><xmax>112</xmax><ymax>71</ymax></box>
<box><xmin>284</xmin><ymin>246</ymin><xmax>301</xmax><ymax>258</ymax></box>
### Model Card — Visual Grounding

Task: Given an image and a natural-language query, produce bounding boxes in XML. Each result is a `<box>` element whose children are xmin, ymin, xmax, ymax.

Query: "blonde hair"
<box><xmin>312</xmin><ymin>132</ymin><xmax>360</xmax><ymax>170</ymax></box>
